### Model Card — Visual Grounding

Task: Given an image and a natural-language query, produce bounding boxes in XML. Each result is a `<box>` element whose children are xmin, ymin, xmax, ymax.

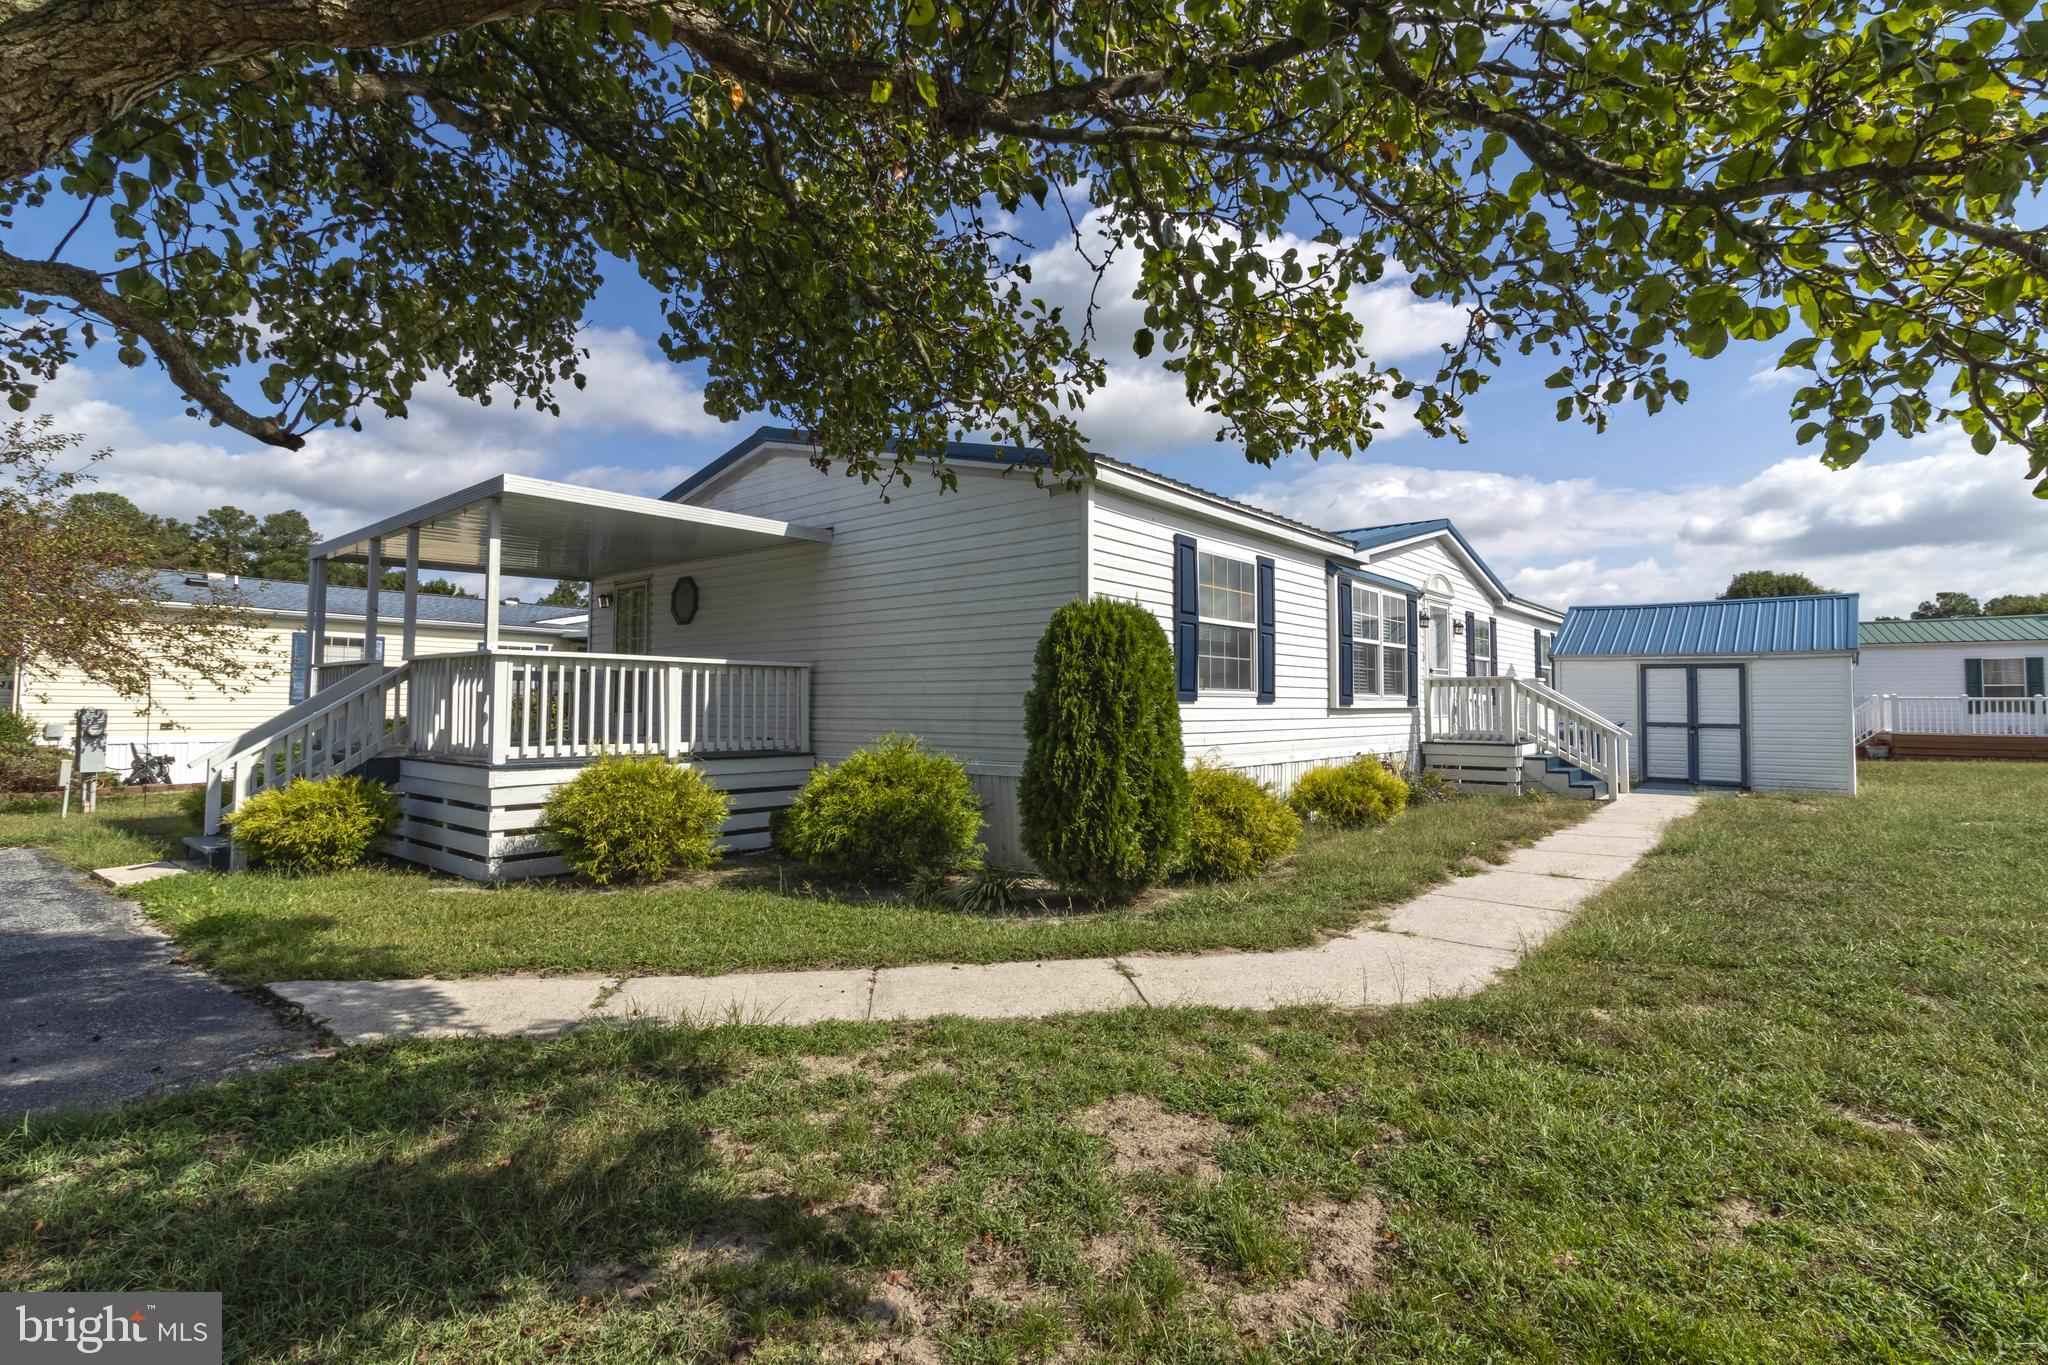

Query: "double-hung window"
<box><xmin>1196</xmin><ymin>551</ymin><xmax>1256</xmax><ymax>691</ymax></box>
<box><xmin>1981</xmin><ymin>658</ymin><xmax>2027</xmax><ymax>698</ymax></box>
<box><xmin>1381</xmin><ymin>595</ymin><xmax>1410</xmax><ymax>691</ymax></box>
<box><xmin>1349</xmin><ymin>587</ymin><xmax>1410</xmax><ymax>699</ymax></box>
<box><xmin>1350</xmin><ymin>588</ymin><xmax>1380</xmax><ymax>695</ymax></box>
<box><xmin>1472</xmin><ymin>618</ymin><xmax>1495</xmax><ymax>676</ymax></box>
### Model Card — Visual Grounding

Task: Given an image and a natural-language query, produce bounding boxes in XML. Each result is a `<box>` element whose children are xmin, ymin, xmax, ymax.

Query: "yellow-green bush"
<box><xmin>1181</xmin><ymin>761</ymin><xmax>1300</xmax><ymax>881</ymax></box>
<box><xmin>223</xmin><ymin>774</ymin><xmax>399</xmax><ymax>873</ymax></box>
<box><xmin>775</xmin><ymin>735</ymin><xmax>982</xmax><ymax>879</ymax></box>
<box><xmin>541</xmin><ymin>755</ymin><xmax>728</xmax><ymax>885</ymax></box>
<box><xmin>1289</xmin><ymin>755</ymin><xmax>1410</xmax><ymax>829</ymax></box>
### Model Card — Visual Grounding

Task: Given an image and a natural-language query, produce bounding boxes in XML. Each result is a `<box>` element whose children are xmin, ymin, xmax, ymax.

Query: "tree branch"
<box><xmin>0</xmin><ymin>248</ymin><xmax>302</xmax><ymax>448</ymax></box>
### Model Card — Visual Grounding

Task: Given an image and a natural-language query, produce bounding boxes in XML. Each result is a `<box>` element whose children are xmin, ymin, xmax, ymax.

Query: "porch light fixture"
<box><xmin>596</xmin><ymin>592</ymin><xmax>614</xmax><ymax>609</ymax></box>
<box><xmin>670</xmin><ymin>576</ymin><xmax>700</xmax><ymax>624</ymax></box>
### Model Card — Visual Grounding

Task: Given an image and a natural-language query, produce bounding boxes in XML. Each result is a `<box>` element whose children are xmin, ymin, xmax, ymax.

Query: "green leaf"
<box><xmin>870</xmin><ymin>78</ymin><xmax>893</xmax><ymax>104</ymax></box>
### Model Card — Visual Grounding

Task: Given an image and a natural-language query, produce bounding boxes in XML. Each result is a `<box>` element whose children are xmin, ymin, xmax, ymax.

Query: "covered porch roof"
<box><xmin>312</xmin><ymin>473</ymin><xmax>832</xmax><ymax>579</ymax></box>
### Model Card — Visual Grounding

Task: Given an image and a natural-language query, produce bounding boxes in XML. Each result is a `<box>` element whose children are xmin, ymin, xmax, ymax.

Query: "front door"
<box><xmin>614</xmin><ymin>582</ymin><xmax>650</xmax><ymax>655</ymax></box>
<box><xmin>1641</xmin><ymin>664</ymin><xmax>1746</xmax><ymax>786</ymax></box>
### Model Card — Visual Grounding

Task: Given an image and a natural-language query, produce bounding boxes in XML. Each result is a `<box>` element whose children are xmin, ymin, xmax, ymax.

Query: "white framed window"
<box><xmin>321</xmin><ymin>633</ymin><xmax>365</xmax><ymax>655</ymax></box>
<box><xmin>1472</xmin><ymin>618</ymin><xmax>1495</xmax><ymax>676</ymax></box>
<box><xmin>1348</xmin><ymin>587</ymin><xmax>1410</xmax><ymax>699</ymax></box>
<box><xmin>1981</xmin><ymin>658</ymin><xmax>2027</xmax><ymax>698</ymax></box>
<box><xmin>1196</xmin><ymin>551</ymin><xmax>1256</xmax><ymax>692</ymax></box>
<box><xmin>1350</xmin><ymin>588</ymin><xmax>1380</xmax><ymax>695</ymax></box>
<box><xmin>1382</xmin><ymin>595</ymin><xmax>1410</xmax><ymax>693</ymax></box>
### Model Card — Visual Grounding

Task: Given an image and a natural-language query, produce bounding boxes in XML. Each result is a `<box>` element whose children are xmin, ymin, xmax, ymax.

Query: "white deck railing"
<box><xmin>203</xmin><ymin>651</ymin><xmax>811</xmax><ymax>837</ymax></box>
<box><xmin>411</xmin><ymin>651</ymin><xmax>811</xmax><ymax>763</ymax></box>
<box><xmin>1425</xmin><ymin>675</ymin><xmax>1631</xmax><ymax>796</ymax></box>
<box><xmin>1857</xmin><ymin>694</ymin><xmax>2048</xmax><ymax>740</ymax></box>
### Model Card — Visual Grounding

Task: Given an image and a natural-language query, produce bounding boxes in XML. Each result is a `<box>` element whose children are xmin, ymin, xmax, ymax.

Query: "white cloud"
<box><xmin>1243</xmin><ymin>428</ymin><xmax>2048</xmax><ymax>616</ymax></box>
<box><xmin>1014</xmin><ymin>206</ymin><xmax>1468</xmax><ymax>456</ymax></box>
<box><xmin>26</xmin><ymin>326</ymin><xmax>722</xmax><ymax>537</ymax></box>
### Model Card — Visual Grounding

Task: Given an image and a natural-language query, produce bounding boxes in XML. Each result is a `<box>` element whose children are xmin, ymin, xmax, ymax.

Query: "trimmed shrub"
<box><xmin>0</xmin><ymin>709</ymin><xmax>37</xmax><ymax>749</ymax></box>
<box><xmin>1289</xmin><ymin>755</ymin><xmax>1410</xmax><ymax>829</ymax></box>
<box><xmin>1020</xmin><ymin>599</ymin><xmax>1188</xmax><ymax>901</ymax></box>
<box><xmin>775</xmin><ymin>735</ymin><xmax>982</xmax><ymax>880</ymax></box>
<box><xmin>1181</xmin><ymin>762</ymin><xmax>1301</xmax><ymax>881</ymax></box>
<box><xmin>224</xmin><ymin>774</ymin><xmax>399</xmax><ymax>873</ymax></box>
<box><xmin>542</xmin><ymin>755</ymin><xmax>728</xmax><ymax>885</ymax></box>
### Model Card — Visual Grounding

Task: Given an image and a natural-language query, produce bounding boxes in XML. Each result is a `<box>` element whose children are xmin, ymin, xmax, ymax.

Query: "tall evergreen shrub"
<box><xmin>1019</xmin><ymin>598</ymin><xmax>1188</xmax><ymax>900</ymax></box>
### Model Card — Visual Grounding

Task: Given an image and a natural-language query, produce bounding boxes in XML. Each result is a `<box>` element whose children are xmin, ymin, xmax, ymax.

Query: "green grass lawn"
<box><xmin>3</xmin><ymin>761</ymin><xmax>2042</xmax><ymax>1361</ymax></box>
<box><xmin>0</xmin><ymin>791</ymin><xmax>193</xmax><ymax>869</ymax></box>
<box><xmin>105</xmin><ymin>794</ymin><xmax>1583</xmax><ymax>984</ymax></box>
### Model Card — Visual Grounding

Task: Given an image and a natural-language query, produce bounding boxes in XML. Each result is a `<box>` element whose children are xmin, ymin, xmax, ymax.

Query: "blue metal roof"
<box><xmin>1553</xmin><ymin>594</ymin><xmax>1860</xmax><ymax>658</ymax></box>
<box><xmin>147</xmin><ymin>571</ymin><xmax>584</xmax><ymax>631</ymax></box>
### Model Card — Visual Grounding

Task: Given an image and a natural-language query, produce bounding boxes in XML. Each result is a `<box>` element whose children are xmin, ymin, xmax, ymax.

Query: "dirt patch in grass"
<box><xmin>1220</xmin><ymin>1196</ymin><xmax>1383</xmax><ymax>1339</ymax></box>
<box><xmin>1834</xmin><ymin>1104</ymin><xmax>1931</xmax><ymax>1138</ymax></box>
<box><xmin>1703</xmin><ymin>1197</ymin><xmax>1767</xmax><ymax>1248</ymax></box>
<box><xmin>1075</xmin><ymin>1096</ymin><xmax>1228</xmax><ymax>1180</ymax></box>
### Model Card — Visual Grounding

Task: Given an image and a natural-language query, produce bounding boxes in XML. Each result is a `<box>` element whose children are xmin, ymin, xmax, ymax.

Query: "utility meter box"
<box><xmin>73</xmin><ymin>707</ymin><xmax>108</xmax><ymax>775</ymax></box>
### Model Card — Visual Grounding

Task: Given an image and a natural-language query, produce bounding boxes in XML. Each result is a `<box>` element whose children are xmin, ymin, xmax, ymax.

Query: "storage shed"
<box><xmin>1549</xmin><ymin>594</ymin><xmax>1860</xmax><ymax>795</ymax></box>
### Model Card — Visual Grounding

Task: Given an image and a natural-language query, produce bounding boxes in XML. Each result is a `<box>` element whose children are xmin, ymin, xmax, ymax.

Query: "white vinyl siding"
<box><xmin>1089</xmin><ymin>489</ymin><xmax>1416</xmax><ymax>778</ymax></box>
<box><xmin>1363</xmin><ymin>536</ymin><xmax>1559</xmax><ymax>680</ymax></box>
<box><xmin>602</xmin><ymin>451</ymin><xmax>1087</xmax><ymax>771</ymax></box>
<box><xmin>1855</xmin><ymin>641</ymin><xmax>2048</xmax><ymax>701</ymax></box>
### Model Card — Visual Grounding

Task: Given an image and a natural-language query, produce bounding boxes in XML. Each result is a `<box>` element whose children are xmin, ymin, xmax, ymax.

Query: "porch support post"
<box><xmin>363</xmin><ymin>537</ymin><xmax>382</xmax><ymax>661</ymax></box>
<box><xmin>482</xmin><ymin>495</ymin><xmax>502</xmax><ymax>652</ymax></box>
<box><xmin>402</xmin><ymin>527</ymin><xmax>420</xmax><ymax>661</ymax></box>
<box><xmin>307</xmin><ymin>555</ymin><xmax>328</xmax><ymax>669</ymax></box>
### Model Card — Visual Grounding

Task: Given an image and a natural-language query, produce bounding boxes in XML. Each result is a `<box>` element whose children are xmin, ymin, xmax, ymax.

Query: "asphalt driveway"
<box><xmin>0</xmin><ymin>848</ymin><xmax>317</xmax><ymax>1119</ymax></box>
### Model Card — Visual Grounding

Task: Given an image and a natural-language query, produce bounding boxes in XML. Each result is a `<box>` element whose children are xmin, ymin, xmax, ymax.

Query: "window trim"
<box><xmin>1981</xmin><ymin>657</ymin><xmax>2027</xmax><ymax>698</ymax></box>
<box><xmin>1332</xmin><ymin>570</ymin><xmax>1419</xmax><ymax>707</ymax></box>
<box><xmin>1194</xmin><ymin>548</ymin><xmax>1257</xmax><ymax>694</ymax></box>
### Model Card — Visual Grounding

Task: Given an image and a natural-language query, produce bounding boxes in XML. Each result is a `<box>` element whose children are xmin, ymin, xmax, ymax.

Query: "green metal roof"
<box><xmin>1859</xmin><ymin>615</ymin><xmax>2048</xmax><ymax>645</ymax></box>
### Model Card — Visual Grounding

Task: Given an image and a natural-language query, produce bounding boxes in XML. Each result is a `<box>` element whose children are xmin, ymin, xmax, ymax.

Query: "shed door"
<box><xmin>1641</xmin><ymin>663</ymin><xmax>1747</xmax><ymax>787</ymax></box>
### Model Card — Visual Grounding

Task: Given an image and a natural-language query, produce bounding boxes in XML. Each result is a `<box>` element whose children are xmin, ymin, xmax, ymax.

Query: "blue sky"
<box><xmin>21</xmin><ymin>195</ymin><xmax>2047</xmax><ymax>618</ymax></box>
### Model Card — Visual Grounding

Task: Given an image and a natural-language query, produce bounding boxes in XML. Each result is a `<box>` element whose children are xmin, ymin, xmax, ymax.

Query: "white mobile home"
<box><xmin>195</xmin><ymin>428</ymin><xmax>1626</xmax><ymax>879</ymax></box>
<box><xmin>1549</xmin><ymin>595</ymin><xmax>1861</xmax><ymax>795</ymax></box>
<box><xmin>1853</xmin><ymin>615</ymin><xmax>2047</xmax><ymax>760</ymax></box>
<box><xmin>1</xmin><ymin>572</ymin><xmax>583</xmax><ymax>784</ymax></box>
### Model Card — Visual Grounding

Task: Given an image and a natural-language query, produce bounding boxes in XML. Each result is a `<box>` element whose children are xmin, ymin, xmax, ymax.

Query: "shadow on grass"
<box><xmin>5</xmin><ymin>1027</ymin><xmax>906</xmax><ymax>1357</ymax></box>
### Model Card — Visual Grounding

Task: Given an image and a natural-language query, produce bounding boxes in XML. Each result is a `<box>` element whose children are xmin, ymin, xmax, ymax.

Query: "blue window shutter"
<box><xmin>1173</xmin><ymin>534</ymin><xmax>1199</xmax><ymax>701</ymax></box>
<box><xmin>289</xmin><ymin>631</ymin><xmax>308</xmax><ymax>704</ymax></box>
<box><xmin>1255</xmin><ymin>557</ymin><xmax>1276</xmax><ymax>703</ymax></box>
<box><xmin>1406</xmin><ymin>595</ymin><xmax>1419</xmax><ymax>706</ymax></box>
<box><xmin>1336</xmin><ymin>578</ymin><xmax>1354</xmax><ymax>706</ymax></box>
<box><xmin>1488</xmin><ymin>615</ymin><xmax>1498</xmax><ymax>675</ymax></box>
<box><xmin>2028</xmin><ymin>656</ymin><xmax>2045</xmax><ymax>696</ymax></box>
<box><xmin>1534</xmin><ymin>630</ymin><xmax>1545</xmax><ymax>682</ymax></box>
<box><xmin>1464</xmin><ymin>610</ymin><xmax>1475</xmax><ymax>675</ymax></box>
<box><xmin>1964</xmin><ymin>658</ymin><xmax>1984</xmax><ymax>697</ymax></box>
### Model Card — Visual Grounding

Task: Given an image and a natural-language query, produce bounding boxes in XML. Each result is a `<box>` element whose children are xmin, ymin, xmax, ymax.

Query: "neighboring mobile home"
<box><xmin>2</xmin><ymin>571</ymin><xmax>585</xmax><ymax>783</ymax></box>
<box><xmin>196</xmin><ymin>428</ymin><xmax>1621</xmax><ymax>878</ymax></box>
<box><xmin>1854</xmin><ymin>614</ymin><xmax>2048</xmax><ymax>759</ymax></box>
<box><xmin>1549</xmin><ymin>594</ymin><xmax>1861</xmax><ymax>795</ymax></box>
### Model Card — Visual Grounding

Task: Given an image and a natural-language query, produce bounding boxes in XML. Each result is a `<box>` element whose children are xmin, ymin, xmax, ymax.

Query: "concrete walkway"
<box><xmin>272</xmin><ymin>793</ymin><xmax>1699</xmax><ymax>1044</ymax></box>
<box><xmin>1</xmin><ymin>849</ymin><xmax>318</xmax><ymax>1118</ymax></box>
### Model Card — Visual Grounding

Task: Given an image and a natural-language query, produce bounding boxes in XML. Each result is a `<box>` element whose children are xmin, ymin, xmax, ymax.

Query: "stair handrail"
<box><xmin>202</xmin><ymin>661</ymin><xmax>410</xmax><ymax>837</ymax></box>
<box><xmin>1511</xmin><ymin>675</ymin><xmax>1631</xmax><ymax>796</ymax></box>
<box><xmin>199</xmin><ymin>661</ymin><xmax>402</xmax><ymax>767</ymax></box>
<box><xmin>1426</xmin><ymin>674</ymin><xmax>1630</xmax><ymax>796</ymax></box>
